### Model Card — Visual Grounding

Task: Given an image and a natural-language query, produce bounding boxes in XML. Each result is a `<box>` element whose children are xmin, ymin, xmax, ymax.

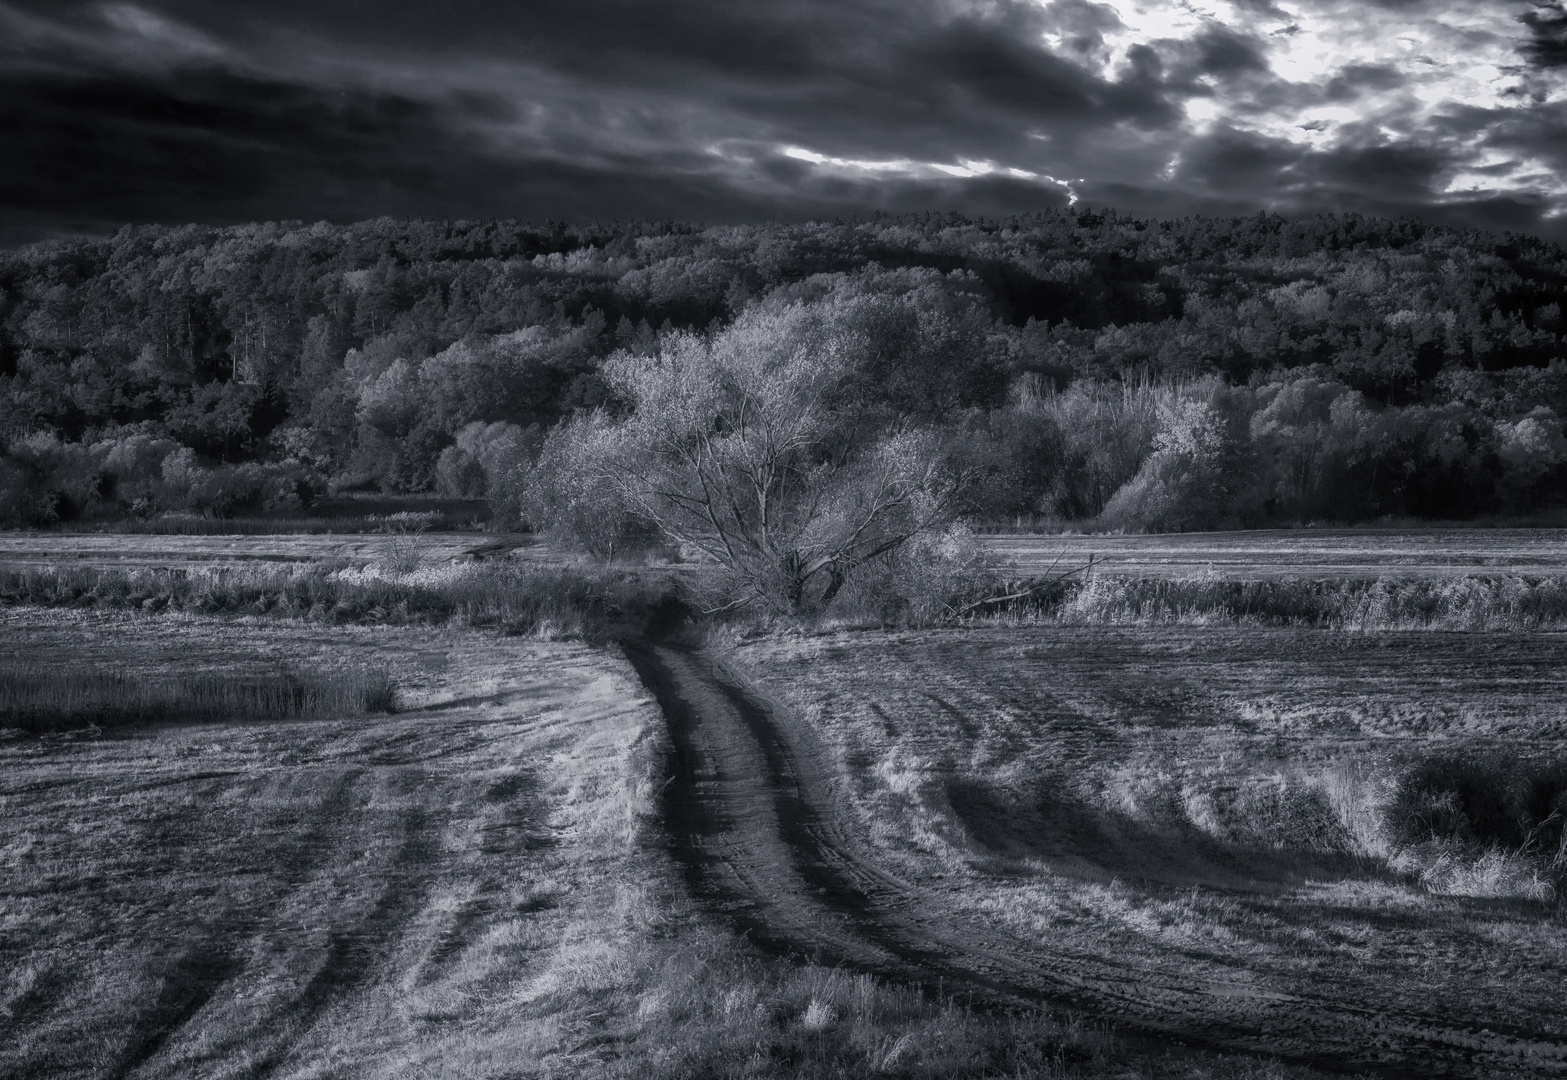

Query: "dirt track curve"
<box><xmin>621</xmin><ymin>635</ymin><xmax>1567</xmax><ymax>1080</ymax></box>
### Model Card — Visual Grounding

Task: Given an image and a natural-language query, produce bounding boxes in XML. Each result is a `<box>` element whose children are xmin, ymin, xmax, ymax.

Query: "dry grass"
<box><xmin>0</xmin><ymin>608</ymin><xmax>1312</xmax><ymax>1080</ymax></box>
<box><xmin>957</xmin><ymin>573</ymin><xmax>1567</xmax><ymax>631</ymax></box>
<box><xmin>65</xmin><ymin>514</ymin><xmax>418</xmax><ymax>535</ymax></box>
<box><xmin>56</xmin><ymin>500</ymin><xmax>488</xmax><ymax>535</ymax></box>
<box><xmin>981</xmin><ymin>528</ymin><xmax>1567</xmax><ymax>579</ymax></box>
<box><xmin>0</xmin><ymin>560</ymin><xmax>674</xmax><ymax>639</ymax></box>
<box><xmin>0</xmin><ymin>661</ymin><xmax>395</xmax><ymax>732</ymax></box>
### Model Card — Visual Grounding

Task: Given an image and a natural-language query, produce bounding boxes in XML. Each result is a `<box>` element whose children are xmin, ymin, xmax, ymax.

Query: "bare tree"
<box><xmin>568</xmin><ymin>304</ymin><xmax>966</xmax><ymax>612</ymax></box>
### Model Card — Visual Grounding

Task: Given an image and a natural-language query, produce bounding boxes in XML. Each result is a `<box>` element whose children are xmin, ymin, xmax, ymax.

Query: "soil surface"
<box><xmin>626</xmin><ymin>632</ymin><xmax>1567</xmax><ymax>1078</ymax></box>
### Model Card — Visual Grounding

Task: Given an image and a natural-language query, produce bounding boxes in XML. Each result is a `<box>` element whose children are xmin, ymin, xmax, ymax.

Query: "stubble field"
<box><xmin>0</xmin><ymin>610</ymin><xmax>678</xmax><ymax>1079</ymax></box>
<box><xmin>983</xmin><ymin>527</ymin><xmax>1567</xmax><ymax>578</ymax></box>
<box><xmin>1</xmin><ymin>607</ymin><xmax>1160</xmax><ymax>1080</ymax></box>
<box><xmin>7</xmin><ymin>529</ymin><xmax>1567</xmax><ymax>1077</ymax></box>
<box><xmin>733</xmin><ymin>624</ymin><xmax>1567</xmax><ymax>1074</ymax></box>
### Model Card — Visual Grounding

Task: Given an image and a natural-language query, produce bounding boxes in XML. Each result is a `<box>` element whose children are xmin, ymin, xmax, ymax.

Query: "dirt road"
<box><xmin>624</xmin><ymin>636</ymin><xmax>1567</xmax><ymax>1078</ymax></box>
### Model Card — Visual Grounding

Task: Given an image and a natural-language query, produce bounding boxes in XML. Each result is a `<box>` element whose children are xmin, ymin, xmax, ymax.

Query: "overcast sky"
<box><xmin>2</xmin><ymin>0</ymin><xmax>1565</xmax><ymax>245</ymax></box>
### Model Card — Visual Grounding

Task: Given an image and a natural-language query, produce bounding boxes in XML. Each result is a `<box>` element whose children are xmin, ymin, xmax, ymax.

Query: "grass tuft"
<box><xmin>0</xmin><ymin>661</ymin><xmax>397</xmax><ymax>732</ymax></box>
<box><xmin>1386</xmin><ymin>756</ymin><xmax>1567</xmax><ymax>890</ymax></box>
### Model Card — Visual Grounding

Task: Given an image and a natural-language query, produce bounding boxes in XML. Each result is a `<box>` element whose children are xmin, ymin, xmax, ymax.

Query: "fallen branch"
<box><xmin>944</xmin><ymin>553</ymin><xmax>1096</xmax><ymax>622</ymax></box>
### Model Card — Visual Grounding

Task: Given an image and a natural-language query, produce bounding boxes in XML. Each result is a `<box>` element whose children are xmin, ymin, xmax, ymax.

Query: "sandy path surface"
<box><xmin>628</xmin><ymin>635</ymin><xmax>1567</xmax><ymax>1078</ymax></box>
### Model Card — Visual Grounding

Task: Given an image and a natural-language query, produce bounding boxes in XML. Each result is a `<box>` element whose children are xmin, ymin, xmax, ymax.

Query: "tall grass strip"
<box><xmin>0</xmin><ymin>562</ymin><xmax>676</xmax><ymax>638</ymax></box>
<box><xmin>0</xmin><ymin>662</ymin><xmax>397</xmax><ymax>732</ymax></box>
<box><xmin>978</xmin><ymin>574</ymin><xmax>1567</xmax><ymax>631</ymax></box>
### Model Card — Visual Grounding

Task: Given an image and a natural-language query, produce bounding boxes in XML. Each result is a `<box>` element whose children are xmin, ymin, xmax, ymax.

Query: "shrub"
<box><xmin>1</xmin><ymin>432</ymin><xmax>105</xmax><ymax>524</ymax></box>
<box><xmin>1389</xmin><ymin>757</ymin><xmax>1567</xmax><ymax>858</ymax></box>
<box><xmin>522</xmin><ymin>411</ymin><xmax>661</xmax><ymax>560</ymax></box>
<box><xmin>434</xmin><ymin>420</ymin><xmax>539</xmax><ymax>508</ymax></box>
<box><xmin>832</xmin><ymin>522</ymin><xmax>992</xmax><ymax>625</ymax></box>
<box><xmin>1099</xmin><ymin>380</ymin><xmax>1260</xmax><ymax>532</ymax></box>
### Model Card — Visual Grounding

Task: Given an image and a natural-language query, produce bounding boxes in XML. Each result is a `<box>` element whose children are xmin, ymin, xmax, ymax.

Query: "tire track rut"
<box><xmin>626</xmin><ymin>637</ymin><xmax>1567</xmax><ymax>1079</ymax></box>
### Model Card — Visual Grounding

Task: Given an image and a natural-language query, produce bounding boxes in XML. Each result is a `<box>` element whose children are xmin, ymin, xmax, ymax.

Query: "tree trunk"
<box><xmin>818</xmin><ymin>562</ymin><xmax>849</xmax><ymax>609</ymax></box>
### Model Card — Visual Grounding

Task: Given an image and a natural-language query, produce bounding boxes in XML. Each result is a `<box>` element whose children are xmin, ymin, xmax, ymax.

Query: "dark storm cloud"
<box><xmin>0</xmin><ymin>0</ymin><xmax>1564</xmax><ymax>244</ymax></box>
<box><xmin>1522</xmin><ymin>3</ymin><xmax>1567</xmax><ymax>67</ymax></box>
<box><xmin>0</xmin><ymin>0</ymin><xmax>1164</xmax><ymax>238</ymax></box>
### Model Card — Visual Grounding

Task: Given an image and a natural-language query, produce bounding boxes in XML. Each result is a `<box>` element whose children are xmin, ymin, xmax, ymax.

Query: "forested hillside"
<box><xmin>3</xmin><ymin>210</ymin><xmax>1565</xmax><ymax>531</ymax></box>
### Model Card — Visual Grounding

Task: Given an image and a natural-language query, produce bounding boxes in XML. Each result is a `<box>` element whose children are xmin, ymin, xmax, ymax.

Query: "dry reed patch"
<box><xmin>966</xmin><ymin>572</ymin><xmax>1567</xmax><ymax>631</ymax></box>
<box><xmin>0</xmin><ymin>661</ymin><xmax>395</xmax><ymax>731</ymax></box>
<box><xmin>733</xmin><ymin>625</ymin><xmax>1567</xmax><ymax>1052</ymax></box>
<box><xmin>0</xmin><ymin>558</ymin><xmax>674</xmax><ymax>639</ymax></box>
<box><xmin>982</xmin><ymin>528</ymin><xmax>1567</xmax><ymax>580</ymax></box>
<box><xmin>0</xmin><ymin>529</ymin><xmax>498</xmax><ymax>567</ymax></box>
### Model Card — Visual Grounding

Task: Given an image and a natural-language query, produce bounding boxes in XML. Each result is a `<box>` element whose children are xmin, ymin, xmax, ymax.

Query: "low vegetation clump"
<box><xmin>599</xmin><ymin>931</ymin><xmax>1298</xmax><ymax>1080</ymax></box>
<box><xmin>1387</xmin><ymin>756</ymin><xmax>1567</xmax><ymax>897</ymax></box>
<box><xmin>606</xmin><ymin>931</ymin><xmax>1107</xmax><ymax>1079</ymax></box>
<box><xmin>0</xmin><ymin>560</ymin><xmax>675</xmax><ymax>639</ymax></box>
<box><xmin>0</xmin><ymin>661</ymin><xmax>395</xmax><ymax>732</ymax></box>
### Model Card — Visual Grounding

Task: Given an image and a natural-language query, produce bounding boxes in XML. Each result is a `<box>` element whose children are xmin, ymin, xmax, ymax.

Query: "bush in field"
<box><xmin>1035</xmin><ymin>378</ymin><xmax>1162</xmax><ymax>520</ymax></box>
<box><xmin>954</xmin><ymin>379</ymin><xmax>1068</xmax><ymax>522</ymax></box>
<box><xmin>1495</xmin><ymin>407</ymin><xmax>1567</xmax><ymax>512</ymax></box>
<box><xmin>158</xmin><ymin>449</ymin><xmax>318</xmax><ymax>517</ymax></box>
<box><xmin>434</xmin><ymin>420</ymin><xmax>541</xmax><ymax>521</ymax></box>
<box><xmin>832</xmin><ymin>522</ymin><xmax>992</xmax><ymax>625</ymax></box>
<box><xmin>0</xmin><ymin>432</ymin><xmax>106</xmax><ymax>524</ymax></box>
<box><xmin>1389</xmin><ymin>757</ymin><xmax>1567</xmax><ymax>858</ymax></box>
<box><xmin>100</xmin><ymin>433</ymin><xmax>183</xmax><ymax>512</ymax></box>
<box><xmin>1247</xmin><ymin>376</ymin><xmax>1363</xmax><ymax>521</ymax></box>
<box><xmin>0</xmin><ymin>429</ymin><xmax>321</xmax><ymax>525</ymax></box>
<box><xmin>0</xmin><ymin>454</ymin><xmax>66</xmax><ymax>527</ymax></box>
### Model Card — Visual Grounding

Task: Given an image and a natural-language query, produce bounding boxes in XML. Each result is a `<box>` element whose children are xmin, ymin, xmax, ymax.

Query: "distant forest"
<box><xmin>3</xmin><ymin>210</ymin><xmax>1566</xmax><ymax>531</ymax></box>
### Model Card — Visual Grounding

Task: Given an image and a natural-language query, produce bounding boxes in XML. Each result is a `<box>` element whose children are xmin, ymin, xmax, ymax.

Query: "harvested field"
<box><xmin>0</xmin><ymin>609</ymin><xmax>669</xmax><ymax>1079</ymax></box>
<box><xmin>983</xmin><ymin>528</ymin><xmax>1567</xmax><ymax>579</ymax></box>
<box><xmin>2</xmin><ymin>609</ymin><xmax>1216</xmax><ymax>1080</ymax></box>
<box><xmin>722</xmin><ymin>625</ymin><xmax>1567</xmax><ymax>1076</ymax></box>
<box><xmin>14</xmin><ymin>527</ymin><xmax>1567</xmax><ymax>1077</ymax></box>
<box><xmin>0</xmin><ymin>531</ymin><xmax>515</xmax><ymax>569</ymax></box>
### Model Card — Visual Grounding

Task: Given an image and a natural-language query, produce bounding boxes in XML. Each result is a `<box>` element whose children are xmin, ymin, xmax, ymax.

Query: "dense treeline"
<box><xmin>2</xmin><ymin>209</ymin><xmax>1565</xmax><ymax>531</ymax></box>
